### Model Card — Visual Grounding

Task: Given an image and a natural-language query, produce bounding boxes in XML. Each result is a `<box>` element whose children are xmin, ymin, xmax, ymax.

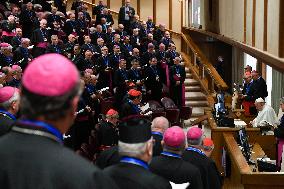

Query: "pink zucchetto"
<box><xmin>0</xmin><ymin>87</ymin><xmax>18</xmax><ymax>103</ymax></box>
<box><xmin>187</xmin><ymin>126</ymin><xmax>203</xmax><ymax>140</ymax></box>
<box><xmin>163</xmin><ymin>126</ymin><xmax>185</xmax><ymax>148</ymax></box>
<box><xmin>0</xmin><ymin>43</ymin><xmax>11</xmax><ymax>48</ymax></box>
<box><xmin>22</xmin><ymin>54</ymin><xmax>79</xmax><ymax>97</ymax></box>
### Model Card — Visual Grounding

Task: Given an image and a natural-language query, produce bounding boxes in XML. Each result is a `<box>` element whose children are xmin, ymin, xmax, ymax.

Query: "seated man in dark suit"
<box><xmin>46</xmin><ymin>35</ymin><xmax>63</xmax><ymax>54</ymax></box>
<box><xmin>120</xmin><ymin>89</ymin><xmax>142</xmax><ymax>119</ymax></box>
<box><xmin>0</xmin><ymin>53</ymin><xmax>118</xmax><ymax>188</ymax></box>
<box><xmin>103</xmin><ymin>117</ymin><xmax>171</xmax><ymax>189</ymax></box>
<box><xmin>0</xmin><ymin>86</ymin><xmax>20</xmax><ymax>136</ymax></box>
<box><xmin>151</xmin><ymin>116</ymin><xmax>169</xmax><ymax>156</ymax></box>
<box><xmin>150</xmin><ymin>126</ymin><xmax>203</xmax><ymax>189</ymax></box>
<box><xmin>182</xmin><ymin>127</ymin><xmax>222</xmax><ymax>189</ymax></box>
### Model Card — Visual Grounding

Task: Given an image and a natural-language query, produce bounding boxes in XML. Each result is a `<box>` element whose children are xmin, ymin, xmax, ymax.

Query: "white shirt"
<box><xmin>252</xmin><ymin>104</ymin><xmax>278</xmax><ymax>127</ymax></box>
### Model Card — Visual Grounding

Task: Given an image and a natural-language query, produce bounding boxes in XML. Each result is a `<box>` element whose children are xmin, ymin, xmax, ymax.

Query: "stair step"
<box><xmin>185</xmin><ymin>86</ymin><xmax>201</xmax><ymax>92</ymax></box>
<box><xmin>184</xmin><ymin>79</ymin><xmax>199</xmax><ymax>86</ymax></box>
<box><xmin>191</xmin><ymin>107</ymin><xmax>205</xmax><ymax>117</ymax></box>
<box><xmin>185</xmin><ymin>101</ymin><xmax>208</xmax><ymax>107</ymax></box>
<box><xmin>185</xmin><ymin>92</ymin><xmax>207</xmax><ymax>101</ymax></box>
<box><xmin>186</xmin><ymin>73</ymin><xmax>193</xmax><ymax>79</ymax></box>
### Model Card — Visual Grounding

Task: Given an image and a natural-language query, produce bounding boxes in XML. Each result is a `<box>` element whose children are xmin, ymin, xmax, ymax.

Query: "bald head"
<box><xmin>151</xmin><ymin>116</ymin><xmax>169</xmax><ymax>133</ymax></box>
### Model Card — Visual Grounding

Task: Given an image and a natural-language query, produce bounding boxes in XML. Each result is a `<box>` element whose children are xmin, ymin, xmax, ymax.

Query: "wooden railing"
<box><xmin>68</xmin><ymin>0</ymin><xmax>228</xmax><ymax>95</ymax></box>
<box><xmin>181</xmin><ymin>31</ymin><xmax>228</xmax><ymax>93</ymax></box>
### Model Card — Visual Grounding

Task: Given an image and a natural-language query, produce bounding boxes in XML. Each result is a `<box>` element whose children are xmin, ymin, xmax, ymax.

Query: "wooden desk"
<box><xmin>205</xmin><ymin>111</ymin><xmax>276</xmax><ymax>173</ymax></box>
<box><xmin>223</xmin><ymin>133</ymin><xmax>284</xmax><ymax>189</ymax></box>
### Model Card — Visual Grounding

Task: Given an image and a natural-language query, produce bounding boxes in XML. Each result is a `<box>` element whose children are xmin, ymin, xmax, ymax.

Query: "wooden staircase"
<box><xmin>184</xmin><ymin>67</ymin><xmax>209</xmax><ymax>120</ymax></box>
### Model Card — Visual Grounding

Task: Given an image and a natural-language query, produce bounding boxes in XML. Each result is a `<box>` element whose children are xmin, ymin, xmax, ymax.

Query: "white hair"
<box><xmin>0</xmin><ymin>91</ymin><xmax>19</xmax><ymax>110</ymax></box>
<box><xmin>151</xmin><ymin>116</ymin><xmax>169</xmax><ymax>132</ymax></box>
<box><xmin>118</xmin><ymin>139</ymin><xmax>152</xmax><ymax>158</ymax></box>
<box><xmin>21</xmin><ymin>38</ymin><xmax>30</xmax><ymax>44</ymax></box>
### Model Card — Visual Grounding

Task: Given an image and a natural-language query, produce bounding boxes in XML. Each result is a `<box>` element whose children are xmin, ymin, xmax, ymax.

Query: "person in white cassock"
<box><xmin>251</xmin><ymin>98</ymin><xmax>278</xmax><ymax>127</ymax></box>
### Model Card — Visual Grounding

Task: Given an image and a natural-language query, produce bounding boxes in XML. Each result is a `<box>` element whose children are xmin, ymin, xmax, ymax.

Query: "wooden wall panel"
<box><xmin>267</xmin><ymin>0</ymin><xmax>280</xmax><ymax>56</ymax></box>
<box><xmin>140</xmin><ymin>0</ymin><xmax>153</xmax><ymax>22</ymax></box>
<box><xmin>232</xmin><ymin>0</ymin><xmax>244</xmax><ymax>42</ymax></box>
<box><xmin>172</xmin><ymin>0</ymin><xmax>182</xmax><ymax>32</ymax></box>
<box><xmin>109</xmin><ymin>0</ymin><xmax>122</xmax><ymax>13</ymax></box>
<box><xmin>246</xmin><ymin>0</ymin><xmax>253</xmax><ymax>46</ymax></box>
<box><xmin>255</xmin><ymin>0</ymin><xmax>264</xmax><ymax>50</ymax></box>
<box><xmin>156</xmin><ymin>0</ymin><xmax>169</xmax><ymax>27</ymax></box>
<box><xmin>130</xmin><ymin>0</ymin><xmax>138</xmax><ymax>15</ymax></box>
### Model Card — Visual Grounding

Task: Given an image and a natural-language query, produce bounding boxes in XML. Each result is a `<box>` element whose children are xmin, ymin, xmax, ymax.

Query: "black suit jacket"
<box><xmin>47</xmin><ymin>14</ymin><xmax>61</xmax><ymax>26</ymax></box>
<box><xmin>150</xmin><ymin>154</ymin><xmax>203</xmax><ymax>189</ymax></box>
<box><xmin>182</xmin><ymin>149</ymin><xmax>222</xmax><ymax>189</ymax></box>
<box><xmin>169</xmin><ymin>65</ymin><xmax>186</xmax><ymax>85</ymax></box>
<box><xmin>118</xmin><ymin>6</ymin><xmax>135</xmax><ymax>24</ymax></box>
<box><xmin>104</xmin><ymin>162</ymin><xmax>171</xmax><ymax>189</ymax></box>
<box><xmin>0</xmin><ymin>114</ymin><xmax>14</xmax><ymax>137</ymax></box>
<box><xmin>96</xmin><ymin>146</ymin><xmax>120</xmax><ymax>169</ymax></box>
<box><xmin>247</xmin><ymin>77</ymin><xmax>268</xmax><ymax>101</ymax></box>
<box><xmin>0</xmin><ymin>122</ymin><xmax>118</xmax><ymax>189</ymax></box>
<box><xmin>152</xmin><ymin>133</ymin><xmax>163</xmax><ymax>157</ymax></box>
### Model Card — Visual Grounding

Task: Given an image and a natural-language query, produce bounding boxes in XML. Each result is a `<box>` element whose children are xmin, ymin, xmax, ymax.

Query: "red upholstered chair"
<box><xmin>165</xmin><ymin>109</ymin><xmax>180</xmax><ymax>126</ymax></box>
<box><xmin>160</xmin><ymin>97</ymin><xmax>180</xmax><ymax>125</ymax></box>
<box><xmin>151</xmin><ymin>111</ymin><xmax>167</xmax><ymax>119</ymax></box>
<box><xmin>161</xmin><ymin>97</ymin><xmax>177</xmax><ymax>109</ymax></box>
<box><xmin>148</xmin><ymin>100</ymin><xmax>165</xmax><ymax>112</ymax></box>
<box><xmin>180</xmin><ymin>106</ymin><xmax>192</xmax><ymax>127</ymax></box>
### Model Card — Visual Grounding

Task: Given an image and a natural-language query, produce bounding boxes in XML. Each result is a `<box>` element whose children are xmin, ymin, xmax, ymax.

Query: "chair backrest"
<box><xmin>148</xmin><ymin>100</ymin><xmax>164</xmax><ymax>112</ymax></box>
<box><xmin>161</xmin><ymin>97</ymin><xmax>177</xmax><ymax>109</ymax></box>
<box><xmin>180</xmin><ymin>106</ymin><xmax>192</xmax><ymax>120</ymax></box>
<box><xmin>165</xmin><ymin>109</ymin><xmax>180</xmax><ymax>125</ymax></box>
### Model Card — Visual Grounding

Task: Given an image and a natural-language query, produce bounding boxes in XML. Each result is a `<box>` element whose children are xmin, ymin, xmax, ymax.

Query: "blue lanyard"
<box><xmin>120</xmin><ymin>157</ymin><xmax>149</xmax><ymax>170</ymax></box>
<box><xmin>22</xmin><ymin>48</ymin><xmax>29</xmax><ymax>58</ymax></box>
<box><xmin>52</xmin><ymin>15</ymin><xmax>57</xmax><ymax>21</ymax></box>
<box><xmin>161</xmin><ymin>151</ymin><xmax>181</xmax><ymax>158</ymax></box>
<box><xmin>246</xmin><ymin>81</ymin><xmax>253</xmax><ymax>94</ymax></box>
<box><xmin>69</xmin><ymin>21</ymin><xmax>75</xmax><ymax>28</ymax></box>
<box><xmin>114</xmin><ymin>54</ymin><xmax>120</xmax><ymax>62</ymax></box>
<box><xmin>186</xmin><ymin>147</ymin><xmax>206</xmax><ymax>156</ymax></box>
<box><xmin>131</xmin><ymin>69</ymin><xmax>139</xmax><ymax>78</ymax></box>
<box><xmin>5</xmin><ymin>56</ymin><xmax>12</xmax><ymax>63</ymax></box>
<box><xmin>40</xmin><ymin>29</ymin><xmax>46</xmax><ymax>39</ymax></box>
<box><xmin>0</xmin><ymin>109</ymin><xmax>16</xmax><ymax>120</ymax></box>
<box><xmin>175</xmin><ymin>66</ymin><xmax>180</xmax><ymax>74</ymax></box>
<box><xmin>151</xmin><ymin>131</ymin><xmax>163</xmax><ymax>138</ymax></box>
<box><xmin>125</xmin><ymin>44</ymin><xmax>132</xmax><ymax>52</ymax></box>
<box><xmin>128</xmin><ymin>100</ymin><xmax>140</xmax><ymax>114</ymax></box>
<box><xmin>54</xmin><ymin>45</ymin><xmax>60</xmax><ymax>53</ymax></box>
<box><xmin>103</xmin><ymin>56</ymin><xmax>109</xmax><ymax>66</ymax></box>
<box><xmin>151</xmin><ymin>66</ymin><xmax>158</xmax><ymax>76</ymax></box>
<box><xmin>120</xmin><ymin>69</ymin><xmax>128</xmax><ymax>80</ymax></box>
<box><xmin>19</xmin><ymin>120</ymin><xmax>63</xmax><ymax>143</ymax></box>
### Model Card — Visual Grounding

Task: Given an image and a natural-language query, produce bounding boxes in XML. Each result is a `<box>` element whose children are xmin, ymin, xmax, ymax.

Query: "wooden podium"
<box><xmin>223</xmin><ymin>133</ymin><xmax>284</xmax><ymax>189</ymax></box>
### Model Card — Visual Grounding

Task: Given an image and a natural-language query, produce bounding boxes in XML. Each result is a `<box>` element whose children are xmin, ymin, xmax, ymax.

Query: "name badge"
<box><xmin>156</xmin><ymin>76</ymin><xmax>159</xmax><ymax>81</ymax></box>
<box><xmin>44</xmin><ymin>38</ymin><xmax>47</xmax><ymax>42</ymax></box>
<box><xmin>73</xmin><ymin>29</ymin><xmax>76</xmax><ymax>32</ymax></box>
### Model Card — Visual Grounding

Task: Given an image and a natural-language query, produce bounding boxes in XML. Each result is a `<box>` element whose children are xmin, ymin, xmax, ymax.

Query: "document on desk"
<box><xmin>170</xmin><ymin>182</ymin><xmax>190</xmax><ymax>189</ymax></box>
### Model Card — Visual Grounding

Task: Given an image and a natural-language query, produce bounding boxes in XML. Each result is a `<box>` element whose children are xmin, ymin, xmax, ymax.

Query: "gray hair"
<box><xmin>280</xmin><ymin>97</ymin><xmax>284</xmax><ymax>104</ymax></box>
<box><xmin>21</xmin><ymin>38</ymin><xmax>30</xmax><ymax>44</ymax></box>
<box><xmin>187</xmin><ymin>138</ymin><xmax>203</xmax><ymax>146</ymax></box>
<box><xmin>118</xmin><ymin>139</ymin><xmax>152</xmax><ymax>158</ymax></box>
<box><xmin>0</xmin><ymin>91</ymin><xmax>20</xmax><ymax>110</ymax></box>
<box><xmin>151</xmin><ymin>116</ymin><xmax>169</xmax><ymax>132</ymax></box>
<box><xmin>20</xmin><ymin>81</ymin><xmax>81</xmax><ymax>121</ymax></box>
